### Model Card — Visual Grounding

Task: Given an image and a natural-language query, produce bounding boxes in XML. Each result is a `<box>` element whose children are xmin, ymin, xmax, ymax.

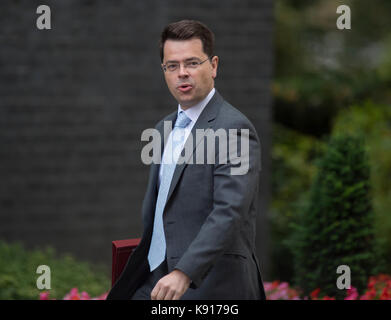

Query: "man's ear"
<box><xmin>211</xmin><ymin>56</ymin><xmax>219</xmax><ymax>79</ymax></box>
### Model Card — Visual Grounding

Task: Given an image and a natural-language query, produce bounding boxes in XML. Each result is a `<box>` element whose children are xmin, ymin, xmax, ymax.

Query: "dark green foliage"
<box><xmin>292</xmin><ymin>134</ymin><xmax>375</xmax><ymax>299</ymax></box>
<box><xmin>0</xmin><ymin>240</ymin><xmax>110</xmax><ymax>299</ymax></box>
<box><xmin>333</xmin><ymin>100</ymin><xmax>391</xmax><ymax>273</ymax></box>
<box><xmin>332</xmin><ymin>101</ymin><xmax>391</xmax><ymax>273</ymax></box>
<box><xmin>274</xmin><ymin>0</ymin><xmax>391</xmax><ymax>137</ymax></box>
<box><xmin>270</xmin><ymin>124</ymin><xmax>326</xmax><ymax>281</ymax></box>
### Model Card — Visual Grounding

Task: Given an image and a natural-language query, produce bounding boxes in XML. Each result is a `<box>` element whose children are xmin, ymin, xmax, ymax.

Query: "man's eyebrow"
<box><xmin>164</xmin><ymin>60</ymin><xmax>179</xmax><ymax>64</ymax></box>
<box><xmin>184</xmin><ymin>57</ymin><xmax>202</xmax><ymax>61</ymax></box>
<box><xmin>164</xmin><ymin>57</ymin><xmax>202</xmax><ymax>63</ymax></box>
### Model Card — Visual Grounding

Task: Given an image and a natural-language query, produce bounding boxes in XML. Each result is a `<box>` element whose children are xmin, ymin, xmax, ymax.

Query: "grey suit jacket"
<box><xmin>107</xmin><ymin>90</ymin><xmax>266</xmax><ymax>300</ymax></box>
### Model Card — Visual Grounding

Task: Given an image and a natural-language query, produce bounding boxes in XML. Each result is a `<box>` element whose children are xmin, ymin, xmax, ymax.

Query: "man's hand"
<box><xmin>151</xmin><ymin>269</ymin><xmax>191</xmax><ymax>300</ymax></box>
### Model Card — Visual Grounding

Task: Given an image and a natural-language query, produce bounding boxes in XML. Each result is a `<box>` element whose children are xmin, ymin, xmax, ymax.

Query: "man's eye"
<box><xmin>188</xmin><ymin>61</ymin><xmax>199</xmax><ymax>66</ymax></box>
<box><xmin>167</xmin><ymin>64</ymin><xmax>178</xmax><ymax>70</ymax></box>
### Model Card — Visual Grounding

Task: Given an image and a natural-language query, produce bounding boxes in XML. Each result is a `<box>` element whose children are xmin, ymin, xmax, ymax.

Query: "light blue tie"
<box><xmin>148</xmin><ymin>111</ymin><xmax>192</xmax><ymax>271</ymax></box>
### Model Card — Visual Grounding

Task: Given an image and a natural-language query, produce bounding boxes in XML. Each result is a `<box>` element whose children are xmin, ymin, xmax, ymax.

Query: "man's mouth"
<box><xmin>177</xmin><ymin>84</ymin><xmax>193</xmax><ymax>93</ymax></box>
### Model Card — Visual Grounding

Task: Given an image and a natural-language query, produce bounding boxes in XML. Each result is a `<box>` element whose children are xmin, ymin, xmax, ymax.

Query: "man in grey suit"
<box><xmin>107</xmin><ymin>20</ymin><xmax>266</xmax><ymax>300</ymax></box>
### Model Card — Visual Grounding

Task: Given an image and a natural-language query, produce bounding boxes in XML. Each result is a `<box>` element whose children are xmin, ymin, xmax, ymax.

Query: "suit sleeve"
<box><xmin>174</xmin><ymin>120</ymin><xmax>261</xmax><ymax>288</ymax></box>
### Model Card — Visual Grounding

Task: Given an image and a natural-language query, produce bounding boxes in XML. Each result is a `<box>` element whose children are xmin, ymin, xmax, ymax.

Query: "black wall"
<box><xmin>0</xmin><ymin>0</ymin><xmax>273</xmax><ymax>278</ymax></box>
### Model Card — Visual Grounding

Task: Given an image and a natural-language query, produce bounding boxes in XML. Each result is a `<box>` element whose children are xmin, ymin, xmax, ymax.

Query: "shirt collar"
<box><xmin>177</xmin><ymin>88</ymin><xmax>215</xmax><ymax>123</ymax></box>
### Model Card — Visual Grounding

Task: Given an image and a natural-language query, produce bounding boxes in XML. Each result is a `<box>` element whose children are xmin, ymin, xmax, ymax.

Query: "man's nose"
<box><xmin>178</xmin><ymin>64</ymin><xmax>189</xmax><ymax>77</ymax></box>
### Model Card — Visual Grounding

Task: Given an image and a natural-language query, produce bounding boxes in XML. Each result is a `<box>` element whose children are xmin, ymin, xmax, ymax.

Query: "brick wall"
<box><xmin>0</xmin><ymin>0</ymin><xmax>273</xmax><ymax>277</ymax></box>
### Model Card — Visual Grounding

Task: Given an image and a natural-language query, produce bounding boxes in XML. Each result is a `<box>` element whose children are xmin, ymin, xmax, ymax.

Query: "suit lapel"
<box><xmin>165</xmin><ymin>90</ymin><xmax>223</xmax><ymax>206</ymax></box>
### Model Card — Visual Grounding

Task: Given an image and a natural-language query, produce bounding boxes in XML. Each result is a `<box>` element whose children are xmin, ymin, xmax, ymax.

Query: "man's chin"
<box><xmin>177</xmin><ymin>97</ymin><xmax>198</xmax><ymax>109</ymax></box>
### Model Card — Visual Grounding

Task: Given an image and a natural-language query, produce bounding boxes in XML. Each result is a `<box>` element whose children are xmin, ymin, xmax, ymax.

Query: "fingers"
<box><xmin>156</xmin><ymin>285</ymin><xmax>168</xmax><ymax>300</ymax></box>
<box><xmin>150</xmin><ymin>272</ymin><xmax>190</xmax><ymax>300</ymax></box>
<box><xmin>150</xmin><ymin>283</ymin><xmax>162</xmax><ymax>300</ymax></box>
<box><xmin>163</xmin><ymin>289</ymin><xmax>176</xmax><ymax>300</ymax></box>
<box><xmin>151</xmin><ymin>280</ymin><xmax>171</xmax><ymax>300</ymax></box>
<box><xmin>151</xmin><ymin>282</ymin><xmax>184</xmax><ymax>300</ymax></box>
<box><xmin>172</xmin><ymin>291</ymin><xmax>182</xmax><ymax>300</ymax></box>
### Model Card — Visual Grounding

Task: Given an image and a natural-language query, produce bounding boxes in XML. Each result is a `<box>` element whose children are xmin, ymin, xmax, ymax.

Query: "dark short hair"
<box><xmin>159</xmin><ymin>20</ymin><xmax>215</xmax><ymax>62</ymax></box>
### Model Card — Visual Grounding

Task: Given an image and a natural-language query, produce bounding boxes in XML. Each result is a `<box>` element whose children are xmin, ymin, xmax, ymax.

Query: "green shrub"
<box><xmin>332</xmin><ymin>101</ymin><xmax>391</xmax><ymax>272</ymax></box>
<box><xmin>0</xmin><ymin>240</ymin><xmax>110</xmax><ymax>299</ymax></box>
<box><xmin>270</xmin><ymin>124</ymin><xmax>326</xmax><ymax>281</ymax></box>
<box><xmin>291</xmin><ymin>134</ymin><xmax>376</xmax><ymax>299</ymax></box>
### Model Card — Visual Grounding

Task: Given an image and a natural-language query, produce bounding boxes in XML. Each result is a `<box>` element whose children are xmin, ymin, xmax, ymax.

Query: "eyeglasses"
<box><xmin>162</xmin><ymin>56</ymin><xmax>213</xmax><ymax>73</ymax></box>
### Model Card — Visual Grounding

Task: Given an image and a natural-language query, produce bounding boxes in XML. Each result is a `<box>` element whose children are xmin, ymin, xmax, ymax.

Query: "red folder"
<box><xmin>111</xmin><ymin>238</ymin><xmax>141</xmax><ymax>286</ymax></box>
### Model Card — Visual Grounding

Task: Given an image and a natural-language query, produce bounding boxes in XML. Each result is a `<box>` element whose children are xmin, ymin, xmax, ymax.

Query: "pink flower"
<box><xmin>264</xmin><ymin>281</ymin><xmax>302</xmax><ymax>300</ymax></box>
<box><xmin>345</xmin><ymin>287</ymin><xmax>358</xmax><ymax>300</ymax></box>
<box><xmin>263</xmin><ymin>282</ymin><xmax>274</xmax><ymax>291</ymax></box>
<box><xmin>92</xmin><ymin>292</ymin><xmax>108</xmax><ymax>300</ymax></box>
<box><xmin>39</xmin><ymin>288</ymin><xmax>108</xmax><ymax>300</ymax></box>
<box><xmin>63</xmin><ymin>288</ymin><xmax>81</xmax><ymax>300</ymax></box>
<box><xmin>80</xmin><ymin>291</ymin><xmax>91</xmax><ymax>300</ymax></box>
<box><xmin>39</xmin><ymin>292</ymin><xmax>50</xmax><ymax>300</ymax></box>
<box><xmin>278</xmin><ymin>282</ymin><xmax>289</xmax><ymax>290</ymax></box>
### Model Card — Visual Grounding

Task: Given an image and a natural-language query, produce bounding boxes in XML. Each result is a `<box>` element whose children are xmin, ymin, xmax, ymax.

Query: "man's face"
<box><xmin>162</xmin><ymin>38</ymin><xmax>218</xmax><ymax>109</ymax></box>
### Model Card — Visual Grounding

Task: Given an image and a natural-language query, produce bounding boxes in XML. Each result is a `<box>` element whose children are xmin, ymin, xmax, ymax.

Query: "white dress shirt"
<box><xmin>159</xmin><ymin>88</ymin><xmax>215</xmax><ymax>184</ymax></box>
